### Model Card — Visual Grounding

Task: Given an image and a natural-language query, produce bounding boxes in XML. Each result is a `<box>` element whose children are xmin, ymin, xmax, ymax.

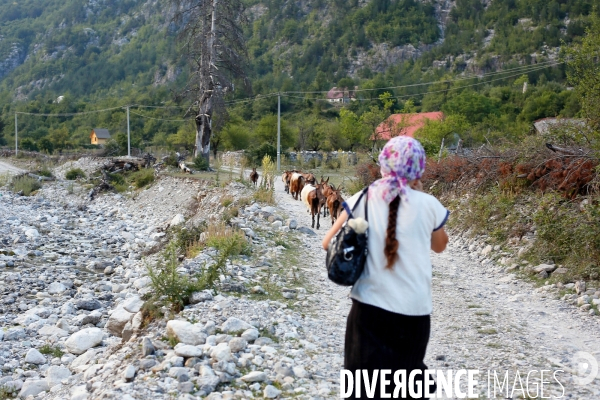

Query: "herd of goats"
<box><xmin>249</xmin><ymin>168</ymin><xmax>344</xmax><ymax>230</ymax></box>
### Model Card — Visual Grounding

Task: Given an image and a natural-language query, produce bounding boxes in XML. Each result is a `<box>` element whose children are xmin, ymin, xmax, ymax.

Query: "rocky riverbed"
<box><xmin>0</xmin><ymin>159</ymin><xmax>599</xmax><ymax>399</ymax></box>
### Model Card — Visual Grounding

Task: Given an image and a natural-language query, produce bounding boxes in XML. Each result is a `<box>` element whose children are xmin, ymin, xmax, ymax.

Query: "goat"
<box><xmin>250</xmin><ymin>168</ymin><xmax>259</xmax><ymax>187</ymax></box>
<box><xmin>320</xmin><ymin>176</ymin><xmax>333</xmax><ymax>216</ymax></box>
<box><xmin>290</xmin><ymin>172</ymin><xmax>305</xmax><ymax>200</ymax></box>
<box><xmin>301</xmin><ymin>183</ymin><xmax>327</xmax><ymax>229</ymax></box>
<box><xmin>282</xmin><ymin>171</ymin><xmax>292</xmax><ymax>193</ymax></box>
<box><xmin>327</xmin><ymin>187</ymin><xmax>345</xmax><ymax>225</ymax></box>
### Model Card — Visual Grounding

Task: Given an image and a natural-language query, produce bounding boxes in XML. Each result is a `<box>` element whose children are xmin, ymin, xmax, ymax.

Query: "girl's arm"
<box><xmin>431</xmin><ymin>227</ymin><xmax>448</xmax><ymax>253</ymax></box>
<box><xmin>322</xmin><ymin>210</ymin><xmax>348</xmax><ymax>250</ymax></box>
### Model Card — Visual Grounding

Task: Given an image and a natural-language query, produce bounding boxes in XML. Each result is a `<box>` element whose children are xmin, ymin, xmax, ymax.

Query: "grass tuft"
<box><xmin>130</xmin><ymin>168</ymin><xmax>155</xmax><ymax>188</ymax></box>
<box><xmin>65</xmin><ymin>168</ymin><xmax>86</xmax><ymax>180</ymax></box>
<box><xmin>39</xmin><ymin>344</ymin><xmax>64</xmax><ymax>358</ymax></box>
<box><xmin>11</xmin><ymin>175</ymin><xmax>41</xmax><ymax>196</ymax></box>
<box><xmin>253</xmin><ymin>187</ymin><xmax>275</xmax><ymax>204</ymax></box>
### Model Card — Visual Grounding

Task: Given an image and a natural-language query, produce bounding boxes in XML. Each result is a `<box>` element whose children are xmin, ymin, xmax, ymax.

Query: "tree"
<box><xmin>171</xmin><ymin>0</ymin><xmax>250</xmax><ymax>161</ymax></box>
<box><xmin>565</xmin><ymin>13</ymin><xmax>600</xmax><ymax>133</ymax></box>
<box><xmin>339</xmin><ymin>109</ymin><xmax>365</xmax><ymax>150</ymax></box>
<box><xmin>255</xmin><ymin>114</ymin><xmax>295</xmax><ymax>150</ymax></box>
<box><xmin>415</xmin><ymin>114</ymin><xmax>470</xmax><ymax>155</ymax></box>
<box><xmin>20</xmin><ymin>138</ymin><xmax>38</xmax><ymax>152</ymax></box>
<box><xmin>38</xmin><ymin>138</ymin><xmax>54</xmax><ymax>154</ymax></box>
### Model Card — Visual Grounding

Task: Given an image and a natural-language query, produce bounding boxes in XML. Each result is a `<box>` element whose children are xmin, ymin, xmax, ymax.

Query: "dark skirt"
<box><xmin>344</xmin><ymin>299</ymin><xmax>435</xmax><ymax>399</ymax></box>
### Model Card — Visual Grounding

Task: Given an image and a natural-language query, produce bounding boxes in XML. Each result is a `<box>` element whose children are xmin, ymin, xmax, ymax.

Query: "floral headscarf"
<box><xmin>369</xmin><ymin>136</ymin><xmax>426</xmax><ymax>203</ymax></box>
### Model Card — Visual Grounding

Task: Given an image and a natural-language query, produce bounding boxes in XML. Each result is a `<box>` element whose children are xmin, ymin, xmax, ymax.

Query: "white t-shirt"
<box><xmin>344</xmin><ymin>187</ymin><xmax>449</xmax><ymax>316</ymax></box>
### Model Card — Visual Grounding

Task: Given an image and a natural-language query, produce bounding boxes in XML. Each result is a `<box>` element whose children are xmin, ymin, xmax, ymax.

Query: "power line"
<box><xmin>128</xmin><ymin>110</ymin><xmax>191</xmax><ymax>122</ymax></box>
<box><xmin>281</xmin><ymin>63</ymin><xmax>560</xmax><ymax>102</ymax></box>
<box><xmin>15</xmin><ymin>105</ymin><xmax>126</xmax><ymax>117</ymax></box>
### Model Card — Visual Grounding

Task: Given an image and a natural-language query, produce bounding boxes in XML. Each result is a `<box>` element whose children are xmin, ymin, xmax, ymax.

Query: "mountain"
<box><xmin>0</xmin><ymin>0</ymin><xmax>596</xmax><ymax>150</ymax></box>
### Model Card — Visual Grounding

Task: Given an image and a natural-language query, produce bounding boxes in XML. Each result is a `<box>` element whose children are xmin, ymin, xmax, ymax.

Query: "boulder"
<box><xmin>221</xmin><ymin>317</ymin><xmax>253</xmax><ymax>333</ymax></box>
<box><xmin>166</xmin><ymin>320</ymin><xmax>207</xmax><ymax>345</ymax></box>
<box><xmin>45</xmin><ymin>366</ymin><xmax>71</xmax><ymax>387</ymax></box>
<box><xmin>38</xmin><ymin>326</ymin><xmax>69</xmax><ymax>337</ymax></box>
<box><xmin>122</xmin><ymin>296</ymin><xmax>144</xmax><ymax>313</ymax></box>
<box><xmin>74</xmin><ymin>298</ymin><xmax>102</xmax><ymax>311</ymax></box>
<box><xmin>24</xmin><ymin>349</ymin><xmax>46</xmax><ymax>365</ymax></box>
<box><xmin>174</xmin><ymin>343</ymin><xmax>203</xmax><ymax>358</ymax></box>
<box><xmin>210</xmin><ymin>343</ymin><xmax>231</xmax><ymax>362</ymax></box>
<box><xmin>171</xmin><ymin>214</ymin><xmax>185</xmax><ymax>226</ymax></box>
<box><xmin>18</xmin><ymin>380</ymin><xmax>49</xmax><ymax>398</ymax></box>
<box><xmin>228</xmin><ymin>337</ymin><xmax>248</xmax><ymax>353</ymax></box>
<box><xmin>65</xmin><ymin>328</ymin><xmax>103</xmax><ymax>355</ymax></box>
<box><xmin>264</xmin><ymin>384</ymin><xmax>282</xmax><ymax>398</ymax></box>
<box><xmin>533</xmin><ymin>264</ymin><xmax>556</xmax><ymax>273</ymax></box>
<box><xmin>47</xmin><ymin>282</ymin><xmax>68</xmax><ymax>294</ymax></box>
<box><xmin>106</xmin><ymin>307</ymin><xmax>134</xmax><ymax>337</ymax></box>
<box><xmin>189</xmin><ymin>291</ymin><xmax>213</xmax><ymax>304</ymax></box>
<box><xmin>241</xmin><ymin>328</ymin><xmax>259</xmax><ymax>342</ymax></box>
<box><xmin>71</xmin><ymin>349</ymin><xmax>96</xmax><ymax>369</ymax></box>
<box><xmin>241</xmin><ymin>371</ymin><xmax>266</xmax><ymax>382</ymax></box>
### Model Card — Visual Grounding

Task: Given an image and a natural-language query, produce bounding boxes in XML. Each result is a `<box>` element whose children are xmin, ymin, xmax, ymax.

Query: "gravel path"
<box><xmin>0</xmin><ymin>160</ymin><xmax>25</xmax><ymax>175</ymax></box>
<box><xmin>273</xmin><ymin>176</ymin><xmax>600</xmax><ymax>398</ymax></box>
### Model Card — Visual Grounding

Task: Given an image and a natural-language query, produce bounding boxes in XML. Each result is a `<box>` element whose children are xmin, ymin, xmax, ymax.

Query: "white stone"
<box><xmin>271</xmin><ymin>220</ymin><xmax>283</xmax><ymax>228</ymax></box>
<box><xmin>174</xmin><ymin>343</ymin><xmax>203</xmax><ymax>358</ymax></box>
<box><xmin>210</xmin><ymin>342</ymin><xmax>231</xmax><ymax>362</ymax></box>
<box><xmin>25</xmin><ymin>228</ymin><xmax>40</xmax><ymax>238</ymax></box>
<box><xmin>533</xmin><ymin>263</ymin><xmax>556</xmax><ymax>273</ymax></box>
<box><xmin>166</xmin><ymin>320</ymin><xmax>207</xmax><ymax>345</ymax></box>
<box><xmin>19</xmin><ymin>380</ymin><xmax>49</xmax><ymax>398</ymax></box>
<box><xmin>228</xmin><ymin>337</ymin><xmax>247</xmax><ymax>352</ymax></box>
<box><xmin>70</xmin><ymin>385</ymin><xmax>88</xmax><ymax>400</ymax></box>
<box><xmin>45</xmin><ymin>366</ymin><xmax>71</xmax><ymax>387</ymax></box>
<box><xmin>241</xmin><ymin>328</ymin><xmax>259</xmax><ymax>342</ymax></box>
<box><xmin>65</xmin><ymin>328</ymin><xmax>103</xmax><ymax>355</ymax></box>
<box><xmin>133</xmin><ymin>277</ymin><xmax>151</xmax><ymax>289</ymax></box>
<box><xmin>106</xmin><ymin>307</ymin><xmax>134</xmax><ymax>337</ymax></box>
<box><xmin>171</xmin><ymin>214</ymin><xmax>185</xmax><ymax>226</ymax></box>
<box><xmin>123</xmin><ymin>365</ymin><xmax>136</xmax><ymax>382</ymax></box>
<box><xmin>241</xmin><ymin>371</ymin><xmax>266</xmax><ymax>382</ymax></box>
<box><xmin>264</xmin><ymin>384</ymin><xmax>282</xmax><ymax>398</ymax></box>
<box><xmin>122</xmin><ymin>296</ymin><xmax>144</xmax><ymax>313</ymax></box>
<box><xmin>221</xmin><ymin>317</ymin><xmax>253</xmax><ymax>333</ymax></box>
<box><xmin>38</xmin><ymin>325</ymin><xmax>69</xmax><ymax>337</ymax></box>
<box><xmin>293</xmin><ymin>366</ymin><xmax>309</xmax><ymax>379</ymax></box>
<box><xmin>25</xmin><ymin>348</ymin><xmax>46</xmax><ymax>365</ymax></box>
<box><xmin>481</xmin><ymin>245</ymin><xmax>493</xmax><ymax>256</ymax></box>
<box><xmin>70</xmin><ymin>349</ymin><xmax>97</xmax><ymax>369</ymax></box>
<box><xmin>48</xmin><ymin>282</ymin><xmax>68</xmax><ymax>294</ymax></box>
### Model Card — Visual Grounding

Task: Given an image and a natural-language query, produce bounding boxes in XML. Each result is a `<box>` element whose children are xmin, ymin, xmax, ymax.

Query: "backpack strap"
<box><xmin>342</xmin><ymin>187</ymin><xmax>369</xmax><ymax>220</ymax></box>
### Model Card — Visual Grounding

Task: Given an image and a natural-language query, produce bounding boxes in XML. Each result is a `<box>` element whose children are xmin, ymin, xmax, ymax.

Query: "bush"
<box><xmin>65</xmin><ymin>168</ymin><xmax>86</xmax><ymax>180</ymax></box>
<box><xmin>253</xmin><ymin>187</ymin><xmax>275</xmax><ymax>204</ymax></box>
<box><xmin>130</xmin><ymin>168</ymin><xmax>154</xmax><ymax>188</ymax></box>
<box><xmin>20</xmin><ymin>138</ymin><xmax>39</xmax><ymax>152</ymax></box>
<box><xmin>193</xmin><ymin>155</ymin><xmax>209</xmax><ymax>171</ymax></box>
<box><xmin>205</xmin><ymin>223</ymin><xmax>251</xmax><ymax>256</ymax></box>
<box><xmin>326</xmin><ymin>158</ymin><xmax>341</xmax><ymax>170</ymax></box>
<box><xmin>39</xmin><ymin>345</ymin><xmax>64</xmax><ymax>358</ymax></box>
<box><xmin>165</xmin><ymin>152</ymin><xmax>179</xmax><ymax>168</ymax></box>
<box><xmin>37</xmin><ymin>168</ymin><xmax>53</xmax><ymax>178</ymax></box>
<box><xmin>11</xmin><ymin>176</ymin><xmax>41</xmax><ymax>196</ymax></box>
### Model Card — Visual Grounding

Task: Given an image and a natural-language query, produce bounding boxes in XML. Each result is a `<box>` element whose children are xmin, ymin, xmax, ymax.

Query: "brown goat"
<box><xmin>320</xmin><ymin>176</ymin><xmax>333</xmax><ymax>216</ymax></box>
<box><xmin>250</xmin><ymin>168</ymin><xmax>259</xmax><ymax>187</ymax></box>
<box><xmin>290</xmin><ymin>172</ymin><xmax>305</xmax><ymax>200</ymax></box>
<box><xmin>327</xmin><ymin>187</ymin><xmax>345</xmax><ymax>225</ymax></box>
<box><xmin>301</xmin><ymin>183</ymin><xmax>327</xmax><ymax>229</ymax></box>
<box><xmin>302</xmin><ymin>173</ymin><xmax>316</xmax><ymax>185</ymax></box>
<box><xmin>282</xmin><ymin>171</ymin><xmax>292</xmax><ymax>194</ymax></box>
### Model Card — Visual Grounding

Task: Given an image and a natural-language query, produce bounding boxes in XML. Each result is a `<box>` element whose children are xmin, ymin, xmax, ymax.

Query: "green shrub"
<box><xmin>37</xmin><ymin>169</ymin><xmax>53</xmax><ymax>178</ymax></box>
<box><xmin>193</xmin><ymin>155</ymin><xmax>209</xmax><ymax>171</ymax></box>
<box><xmin>130</xmin><ymin>168</ymin><xmax>154</xmax><ymax>188</ymax></box>
<box><xmin>107</xmin><ymin>172</ymin><xmax>125</xmax><ymax>185</ymax></box>
<box><xmin>205</xmin><ymin>223</ymin><xmax>251</xmax><ymax>256</ymax></box>
<box><xmin>39</xmin><ymin>345</ymin><xmax>64</xmax><ymax>358</ymax></box>
<box><xmin>326</xmin><ymin>158</ymin><xmax>341</xmax><ymax>170</ymax></box>
<box><xmin>253</xmin><ymin>187</ymin><xmax>275</xmax><ymax>204</ymax></box>
<box><xmin>165</xmin><ymin>152</ymin><xmax>179</xmax><ymax>168</ymax></box>
<box><xmin>20</xmin><ymin>138</ymin><xmax>39</xmax><ymax>152</ymax></box>
<box><xmin>65</xmin><ymin>168</ymin><xmax>86</xmax><ymax>180</ymax></box>
<box><xmin>11</xmin><ymin>176</ymin><xmax>41</xmax><ymax>196</ymax></box>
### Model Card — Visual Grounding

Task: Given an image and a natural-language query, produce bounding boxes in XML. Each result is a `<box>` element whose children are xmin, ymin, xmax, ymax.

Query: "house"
<box><xmin>90</xmin><ymin>128</ymin><xmax>111</xmax><ymax>145</ymax></box>
<box><xmin>533</xmin><ymin>117</ymin><xmax>587</xmax><ymax>135</ymax></box>
<box><xmin>326</xmin><ymin>87</ymin><xmax>358</xmax><ymax>103</ymax></box>
<box><xmin>374</xmin><ymin>112</ymin><xmax>445</xmax><ymax>141</ymax></box>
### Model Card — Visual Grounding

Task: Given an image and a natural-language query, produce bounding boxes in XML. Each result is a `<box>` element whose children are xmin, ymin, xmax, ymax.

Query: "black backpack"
<box><xmin>325</xmin><ymin>187</ymin><xmax>369</xmax><ymax>286</ymax></box>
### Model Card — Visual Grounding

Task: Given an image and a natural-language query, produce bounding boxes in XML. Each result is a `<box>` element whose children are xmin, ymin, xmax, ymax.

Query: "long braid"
<box><xmin>384</xmin><ymin>195</ymin><xmax>400</xmax><ymax>269</ymax></box>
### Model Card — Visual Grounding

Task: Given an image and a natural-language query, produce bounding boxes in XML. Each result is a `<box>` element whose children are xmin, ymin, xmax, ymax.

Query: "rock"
<box><xmin>228</xmin><ymin>337</ymin><xmax>247</xmax><ymax>352</ymax></box>
<box><xmin>166</xmin><ymin>320</ymin><xmax>207</xmax><ymax>345</ymax></box>
<box><xmin>121</xmin><ymin>321</ymin><xmax>134</xmax><ymax>342</ymax></box>
<box><xmin>221</xmin><ymin>317</ymin><xmax>252</xmax><ymax>333</ymax></box>
<box><xmin>18</xmin><ymin>380</ymin><xmax>49</xmax><ymax>398</ymax></box>
<box><xmin>250</xmin><ymin>286</ymin><xmax>265</xmax><ymax>294</ymax></box>
<box><xmin>25</xmin><ymin>348</ymin><xmax>46</xmax><ymax>365</ymax></box>
<box><xmin>71</xmin><ymin>349</ymin><xmax>96</xmax><ymax>369</ymax></box>
<box><xmin>122</xmin><ymin>296</ymin><xmax>144</xmax><ymax>313</ymax></box>
<box><xmin>5</xmin><ymin>327</ymin><xmax>26</xmax><ymax>340</ymax></box>
<box><xmin>56</xmin><ymin>318</ymin><xmax>69</xmax><ymax>331</ymax></box>
<box><xmin>297</xmin><ymin>227</ymin><xmax>316</xmax><ymax>236</ymax></box>
<box><xmin>271</xmin><ymin>220</ymin><xmax>283</xmax><ymax>229</ymax></box>
<box><xmin>241</xmin><ymin>328</ymin><xmax>259</xmax><ymax>342</ymax></box>
<box><xmin>38</xmin><ymin>325</ymin><xmax>69</xmax><ymax>337</ymax></box>
<box><xmin>45</xmin><ymin>366</ymin><xmax>71</xmax><ymax>387</ymax></box>
<box><xmin>174</xmin><ymin>343</ymin><xmax>203</xmax><ymax>358</ymax></box>
<box><xmin>264</xmin><ymin>384</ymin><xmax>282</xmax><ymax>398</ymax></box>
<box><xmin>533</xmin><ymin>263</ymin><xmax>556</xmax><ymax>273</ymax></box>
<box><xmin>133</xmin><ymin>277</ymin><xmax>151</xmax><ymax>289</ymax></box>
<box><xmin>168</xmin><ymin>367</ymin><xmax>189</xmax><ymax>379</ymax></box>
<box><xmin>131</xmin><ymin>311</ymin><xmax>143</xmax><ymax>332</ymax></box>
<box><xmin>241</xmin><ymin>228</ymin><xmax>255</xmax><ymax>238</ymax></box>
<box><xmin>70</xmin><ymin>385</ymin><xmax>88</xmax><ymax>400</ymax></box>
<box><xmin>25</xmin><ymin>228</ymin><xmax>40</xmax><ymax>238</ymax></box>
<box><xmin>48</xmin><ymin>282</ymin><xmax>68</xmax><ymax>294</ymax></box>
<box><xmin>171</xmin><ymin>214</ymin><xmax>185</xmax><ymax>226</ymax></box>
<box><xmin>106</xmin><ymin>307</ymin><xmax>134</xmax><ymax>337</ymax></box>
<box><xmin>74</xmin><ymin>298</ymin><xmax>102</xmax><ymax>311</ymax></box>
<box><xmin>286</xmin><ymin>219</ymin><xmax>298</xmax><ymax>229</ymax></box>
<box><xmin>481</xmin><ymin>245</ymin><xmax>493</xmax><ymax>256</ymax></box>
<box><xmin>210</xmin><ymin>343</ymin><xmax>231</xmax><ymax>362</ymax></box>
<box><xmin>581</xmin><ymin>304</ymin><xmax>592</xmax><ymax>311</ymax></box>
<box><xmin>254</xmin><ymin>337</ymin><xmax>273</xmax><ymax>346</ymax></box>
<box><xmin>197</xmin><ymin>366</ymin><xmax>220</xmax><ymax>395</ymax></box>
<box><xmin>575</xmin><ymin>281</ymin><xmax>586</xmax><ymax>295</ymax></box>
<box><xmin>104</xmin><ymin>266</ymin><xmax>114</xmax><ymax>275</ymax></box>
<box><xmin>65</xmin><ymin>328</ymin><xmax>104</xmax><ymax>355</ymax></box>
<box><xmin>293</xmin><ymin>366</ymin><xmax>309</xmax><ymax>379</ymax></box>
<box><xmin>274</xmin><ymin>361</ymin><xmax>294</xmax><ymax>377</ymax></box>
<box><xmin>123</xmin><ymin>365</ymin><xmax>136</xmax><ymax>382</ymax></box>
<box><xmin>537</xmin><ymin>270</ymin><xmax>549</xmax><ymax>279</ymax></box>
<box><xmin>241</xmin><ymin>371</ymin><xmax>266</xmax><ymax>382</ymax></box>
<box><xmin>577</xmin><ymin>296</ymin><xmax>590</xmax><ymax>306</ymax></box>
<box><xmin>142</xmin><ymin>337</ymin><xmax>155</xmax><ymax>356</ymax></box>
<box><xmin>554</xmin><ymin>267</ymin><xmax>568</xmax><ymax>274</ymax></box>
<box><xmin>139</xmin><ymin>359</ymin><xmax>157</xmax><ymax>370</ymax></box>
<box><xmin>190</xmin><ymin>291</ymin><xmax>213</xmax><ymax>304</ymax></box>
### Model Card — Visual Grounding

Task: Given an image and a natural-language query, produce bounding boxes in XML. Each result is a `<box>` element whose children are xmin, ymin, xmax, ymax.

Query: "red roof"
<box><xmin>374</xmin><ymin>112</ymin><xmax>444</xmax><ymax>140</ymax></box>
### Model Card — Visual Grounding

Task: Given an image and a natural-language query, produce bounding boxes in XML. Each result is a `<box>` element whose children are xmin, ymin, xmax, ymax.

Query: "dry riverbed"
<box><xmin>0</xmin><ymin>158</ymin><xmax>599</xmax><ymax>399</ymax></box>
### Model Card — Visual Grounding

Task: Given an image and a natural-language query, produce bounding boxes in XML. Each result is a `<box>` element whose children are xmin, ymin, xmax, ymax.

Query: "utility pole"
<box><xmin>126</xmin><ymin>106</ymin><xmax>131</xmax><ymax>157</ymax></box>
<box><xmin>14</xmin><ymin>113</ymin><xmax>18</xmax><ymax>156</ymax></box>
<box><xmin>277</xmin><ymin>94</ymin><xmax>281</xmax><ymax>171</ymax></box>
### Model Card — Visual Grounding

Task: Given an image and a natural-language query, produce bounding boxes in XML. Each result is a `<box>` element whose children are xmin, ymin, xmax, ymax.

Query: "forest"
<box><xmin>0</xmin><ymin>0</ymin><xmax>597</xmax><ymax>158</ymax></box>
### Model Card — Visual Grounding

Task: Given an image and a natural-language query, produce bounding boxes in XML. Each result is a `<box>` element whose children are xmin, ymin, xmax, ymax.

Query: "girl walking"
<box><xmin>322</xmin><ymin>136</ymin><xmax>449</xmax><ymax>399</ymax></box>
